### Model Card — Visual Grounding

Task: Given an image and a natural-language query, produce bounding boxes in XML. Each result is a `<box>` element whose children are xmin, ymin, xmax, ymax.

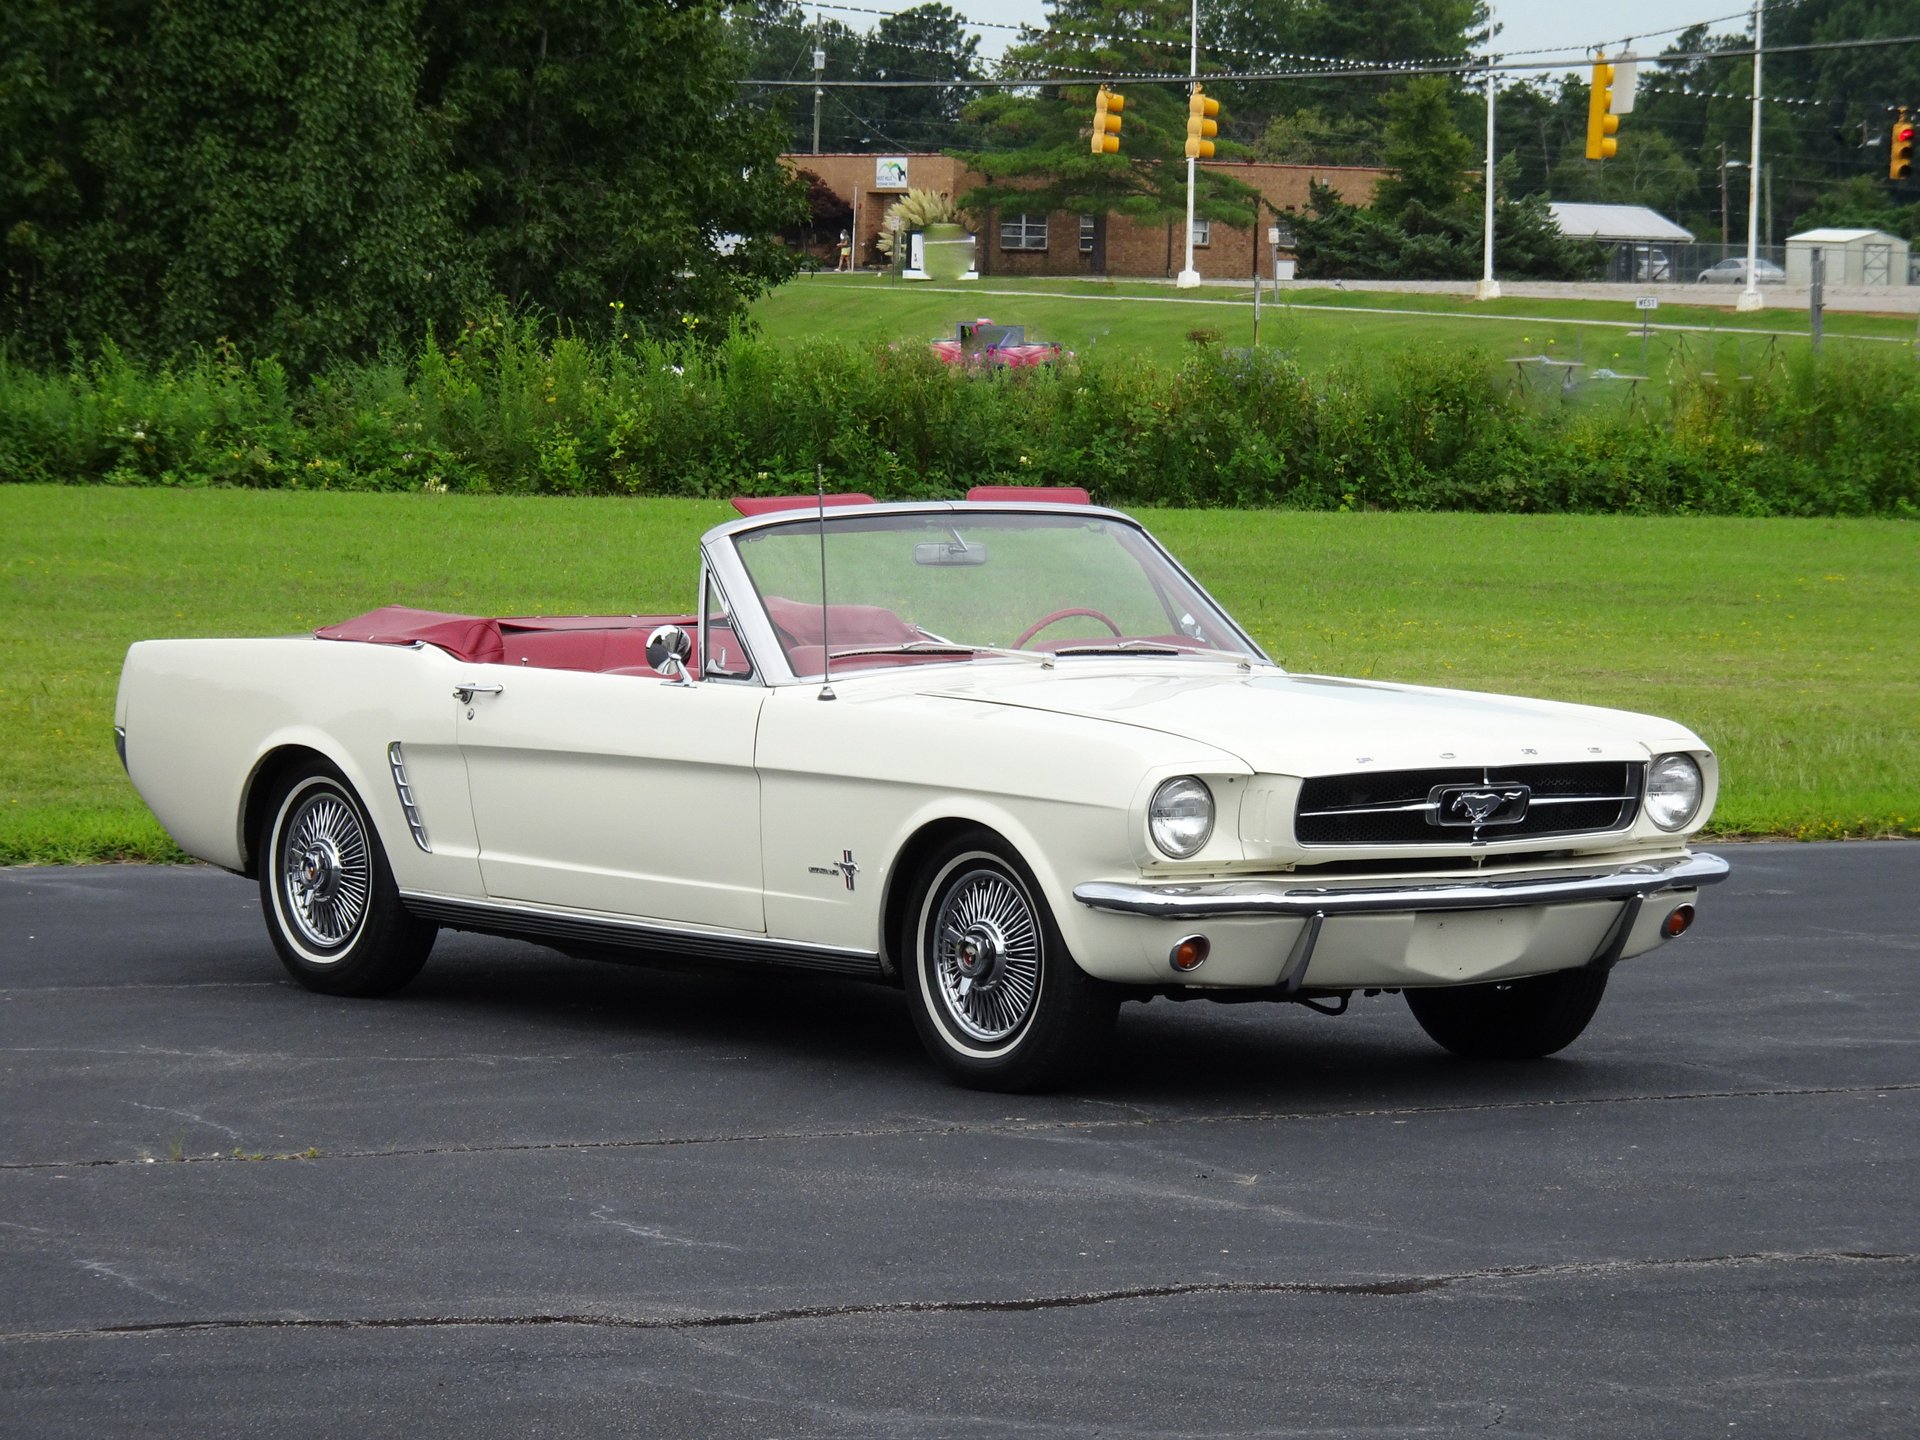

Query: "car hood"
<box><xmin>924</xmin><ymin>665</ymin><xmax>1701</xmax><ymax>775</ymax></box>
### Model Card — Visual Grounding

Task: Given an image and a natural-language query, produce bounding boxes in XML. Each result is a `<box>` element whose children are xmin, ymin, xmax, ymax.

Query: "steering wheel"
<box><xmin>1013</xmin><ymin>607</ymin><xmax>1123</xmax><ymax>650</ymax></box>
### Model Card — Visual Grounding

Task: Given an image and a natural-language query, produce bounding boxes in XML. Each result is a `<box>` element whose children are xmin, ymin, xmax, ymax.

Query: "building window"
<box><xmin>1001</xmin><ymin>213</ymin><xmax>1048</xmax><ymax>250</ymax></box>
<box><xmin>1079</xmin><ymin>215</ymin><xmax>1095</xmax><ymax>253</ymax></box>
<box><xmin>1191</xmin><ymin>218</ymin><xmax>1212</xmax><ymax>248</ymax></box>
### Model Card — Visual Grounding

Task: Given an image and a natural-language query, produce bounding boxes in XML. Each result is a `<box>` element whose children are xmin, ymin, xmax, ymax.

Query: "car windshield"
<box><xmin>731</xmin><ymin>510</ymin><xmax>1258</xmax><ymax>678</ymax></box>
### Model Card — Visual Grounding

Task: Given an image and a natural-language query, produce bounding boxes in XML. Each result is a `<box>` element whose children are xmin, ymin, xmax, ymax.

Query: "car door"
<box><xmin>453</xmin><ymin>665</ymin><xmax>767</xmax><ymax>931</ymax></box>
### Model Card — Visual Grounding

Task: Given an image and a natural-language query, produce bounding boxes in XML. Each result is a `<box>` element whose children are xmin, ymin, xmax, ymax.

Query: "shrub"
<box><xmin>2</xmin><ymin>329</ymin><xmax>1914</xmax><ymax>518</ymax></box>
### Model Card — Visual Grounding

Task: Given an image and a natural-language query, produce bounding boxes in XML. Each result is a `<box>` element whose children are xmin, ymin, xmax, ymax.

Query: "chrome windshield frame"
<box><xmin>697</xmin><ymin>501</ymin><xmax>1274</xmax><ymax>689</ymax></box>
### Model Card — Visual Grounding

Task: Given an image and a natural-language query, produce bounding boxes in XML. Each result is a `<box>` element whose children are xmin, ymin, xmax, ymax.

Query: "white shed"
<box><xmin>1784</xmin><ymin>228</ymin><xmax>1910</xmax><ymax>286</ymax></box>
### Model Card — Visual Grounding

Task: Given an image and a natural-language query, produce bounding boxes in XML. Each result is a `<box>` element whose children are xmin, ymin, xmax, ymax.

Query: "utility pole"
<box><xmin>1176</xmin><ymin>0</ymin><xmax>1201</xmax><ymax>288</ymax></box>
<box><xmin>811</xmin><ymin>12</ymin><xmax>824</xmax><ymax>156</ymax></box>
<box><xmin>1476</xmin><ymin>6</ymin><xmax>1500</xmax><ymax>301</ymax></box>
<box><xmin>1737</xmin><ymin>2</ymin><xmax>1765</xmax><ymax>311</ymax></box>
<box><xmin>1719</xmin><ymin>142</ymin><xmax>1729</xmax><ymax>247</ymax></box>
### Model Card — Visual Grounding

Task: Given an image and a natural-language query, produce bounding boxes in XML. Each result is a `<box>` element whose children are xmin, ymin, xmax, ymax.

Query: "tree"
<box><xmin>725</xmin><ymin>1</ymin><xmax>869</xmax><ymax>153</ymax></box>
<box><xmin>952</xmin><ymin>0</ymin><xmax>1258</xmax><ymax>272</ymax></box>
<box><xmin>861</xmin><ymin>6</ymin><xmax>982</xmax><ymax>151</ymax></box>
<box><xmin>424</xmin><ymin>1</ymin><xmax>806</xmax><ymax>338</ymax></box>
<box><xmin>2</xmin><ymin>0</ymin><xmax>807</xmax><ymax>366</ymax></box>
<box><xmin>1208</xmin><ymin>0</ymin><xmax>1484</xmax><ymax>133</ymax></box>
<box><xmin>1480</xmin><ymin>76</ymin><xmax>1587</xmax><ymax>200</ymax></box>
<box><xmin>1373</xmin><ymin>75</ymin><xmax>1477</xmax><ymax>223</ymax></box>
<box><xmin>1794</xmin><ymin>176</ymin><xmax>1920</xmax><ymax>242</ymax></box>
<box><xmin>1548</xmin><ymin>127</ymin><xmax>1698</xmax><ymax>222</ymax></box>
<box><xmin>2</xmin><ymin>0</ymin><xmax>470</xmax><ymax>368</ymax></box>
<box><xmin>1254</xmin><ymin>108</ymin><xmax>1381</xmax><ymax>168</ymax></box>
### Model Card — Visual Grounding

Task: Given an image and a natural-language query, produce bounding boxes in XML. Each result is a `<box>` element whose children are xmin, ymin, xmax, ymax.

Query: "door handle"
<box><xmin>453</xmin><ymin>683</ymin><xmax>504</xmax><ymax>703</ymax></box>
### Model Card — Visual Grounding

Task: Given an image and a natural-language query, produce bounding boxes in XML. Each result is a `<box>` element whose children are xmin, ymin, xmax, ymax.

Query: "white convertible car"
<box><xmin>117</xmin><ymin>489</ymin><xmax>1728</xmax><ymax>1090</ymax></box>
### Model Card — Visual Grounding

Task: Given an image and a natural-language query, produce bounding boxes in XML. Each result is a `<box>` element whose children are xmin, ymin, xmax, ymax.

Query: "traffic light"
<box><xmin>1091</xmin><ymin>86</ymin><xmax>1124</xmax><ymax>155</ymax></box>
<box><xmin>1585</xmin><ymin>59</ymin><xmax>1619</xmax><ymax>160</ymax></box>
<box><xmin>1185</xmin><ymin>86</ymin><xmax>1220</xmax><ymax>161</ymax></box>
<box><xmin>1893</xmin><ymin>111</ymin><xmax>1915</xmax><ymax>181</ymax></box>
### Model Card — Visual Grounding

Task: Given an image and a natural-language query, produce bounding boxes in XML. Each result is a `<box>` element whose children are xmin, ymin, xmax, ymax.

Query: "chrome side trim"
<box><xmin>397</xmin><ymin>891</ymin><xmax>886</xmax><ymax>980</ymax></box>
<box><xmin>1073</xmin><ymin>853</ymin><xmax>1730</xmax><ymax>920</ymax></box>
<box><xmin>114</xmin><ymin>725</ymin><xmax>128</xmax><ymax>775</ymax></box>
<box><xmin>386</xmin><ymin>742</ymin><xmax>432</xmax><ymax>853</ymax></box>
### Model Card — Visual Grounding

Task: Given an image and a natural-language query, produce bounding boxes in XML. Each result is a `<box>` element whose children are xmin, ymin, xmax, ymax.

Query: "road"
<box><xmin>2</xmin><ymin>843</ymin><xmax>1915</xmax><ymax>1437</ymax></box>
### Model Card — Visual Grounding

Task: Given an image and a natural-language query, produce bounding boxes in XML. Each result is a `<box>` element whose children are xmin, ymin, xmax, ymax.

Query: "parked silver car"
<box><xmin>1697</xmin><ymin>257</ymin><xmax>1786</xmax><ymax>284</ymax></box>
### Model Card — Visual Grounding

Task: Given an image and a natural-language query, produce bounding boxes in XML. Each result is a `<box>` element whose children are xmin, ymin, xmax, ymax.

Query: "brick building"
<box><xmin>784</xmin><ymin>152</ymin><xmax>1388</xmax><ymax>279</ymax></box>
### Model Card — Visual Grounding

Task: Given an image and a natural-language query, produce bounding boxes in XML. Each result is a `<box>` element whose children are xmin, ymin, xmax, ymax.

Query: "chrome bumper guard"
<box><xmin>1073</xmin><ymin>852</ymin><xmax>1731</xmax><ymax>991</ymax></box>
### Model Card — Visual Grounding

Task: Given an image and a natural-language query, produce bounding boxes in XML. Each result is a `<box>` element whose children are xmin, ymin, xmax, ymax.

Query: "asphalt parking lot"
<box><xmin>3</xmin><ymin>841</ymin><xmax>1916</xmax><ymax>1437</ymax></box>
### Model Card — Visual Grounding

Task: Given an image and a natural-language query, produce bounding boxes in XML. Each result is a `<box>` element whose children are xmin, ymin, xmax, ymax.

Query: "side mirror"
<box><xmin>646</xmin><ymin>624</ymin><xmax>695</xmax><ymax>684</ymax></box>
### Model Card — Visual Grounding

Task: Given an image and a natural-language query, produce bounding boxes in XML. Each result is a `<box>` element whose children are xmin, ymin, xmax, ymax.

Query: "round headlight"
<box><xmin>1150</xmin><ymin>777</ymin><xmax>1214</xmax><ymax>859</ymax></box>
<box><xmin>1645</xmin><ymin>754</ymin><xmax>1704</xmax><ymax>832</ymax></box>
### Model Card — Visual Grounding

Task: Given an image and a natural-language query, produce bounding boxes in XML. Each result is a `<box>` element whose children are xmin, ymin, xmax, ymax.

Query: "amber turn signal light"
<box><xmin>1169</xmin><ymin>935</ymin><xmax>1211</xmax><ymax>972</ymax></box>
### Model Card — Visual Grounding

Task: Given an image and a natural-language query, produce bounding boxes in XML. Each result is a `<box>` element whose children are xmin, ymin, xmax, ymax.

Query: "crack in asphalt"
<box><xmin>2</xmin><ymin>1081</ymin><xmax>1914</xmax><ymax>1172</ymax></box>
<box><xmin>2</xmin><ymin>1250</ymin><xmax>1911</xmax><ymax>1346</ymax></box>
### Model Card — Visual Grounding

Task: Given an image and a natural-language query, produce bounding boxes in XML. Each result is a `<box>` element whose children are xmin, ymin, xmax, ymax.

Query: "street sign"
<box><xmin>1635</xmin><ymin>296</ymin><xmax>1660</xmax><ymax>310</ymax></box>
<box><xmin>1267</xmin><ymin>227</ymin><xmax>1280</xmax><ymax>246</ymax></box>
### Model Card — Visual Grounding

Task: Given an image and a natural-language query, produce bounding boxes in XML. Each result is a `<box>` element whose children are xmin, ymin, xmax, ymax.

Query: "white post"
<box><xmin>1176</xmin><ymin>0</ymin><xmax>1201</xmax><ymax>288</ymax></box>
<box><xmin>1737</xmin><ymin>2</ymin><xmax>1765</xmax><ymax>311</ymax></box>
<box><xmin>1476</xmin><ymin>13</ymin><xmax>1500</xmax><ymax>301</ymax></box>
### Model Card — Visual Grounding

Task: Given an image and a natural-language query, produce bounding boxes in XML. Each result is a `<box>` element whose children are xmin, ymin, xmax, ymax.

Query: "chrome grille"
<box><xmin>1296</xmin><ymin>762</ymin><xmax>1642</xmax><ymax>846</ymax></box>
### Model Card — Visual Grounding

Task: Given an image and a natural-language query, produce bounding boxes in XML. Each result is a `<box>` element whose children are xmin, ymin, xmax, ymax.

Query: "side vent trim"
<box><xmin>387</xmin><ymin>742</ymin><xmax>432</xmax><ymax>853</ymax></box>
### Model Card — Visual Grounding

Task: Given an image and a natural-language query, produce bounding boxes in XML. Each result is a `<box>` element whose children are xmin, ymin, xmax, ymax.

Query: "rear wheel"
<box><xmin>258</xmin><ymin>763</ymin><xmax>436</xmax><ymax>996</ymax></box>
<box><xmin>903</xmin><ymin>831</ymin><xmax>1117</xmax><ymax>1092</ymax></box>
<box><xmin>1405</xmin><ymin>969</ymin><xmax>1607</xmax><ymax>1060</ymax></box>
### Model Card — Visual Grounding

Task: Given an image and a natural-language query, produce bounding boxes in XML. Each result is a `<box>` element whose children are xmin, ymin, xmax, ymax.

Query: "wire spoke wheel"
<box><xmin>905</xmin><ymin>832</ymin><xmax>1117</xmax><ymax>1091</ymax></box>
<box><xmin>257</xmin><ymin>763</ymin><xmax>435</xmax><ymax>996</ymax></box>
<box><xmin>277</xmin><ymin>788</ymin><xmax>373</xmax><ymax>953</ymax></box>
<box><xmin>932</xmin><ymin>866</ymin><xmax>1043</xmax><ymax>1043</ymax></box>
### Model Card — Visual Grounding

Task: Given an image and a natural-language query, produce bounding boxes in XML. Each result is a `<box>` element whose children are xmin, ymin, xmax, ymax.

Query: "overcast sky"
<box><xmin>828</xmin><ymin>0</ymin><xmax>1762</xmax><ymax>74</ymax></box>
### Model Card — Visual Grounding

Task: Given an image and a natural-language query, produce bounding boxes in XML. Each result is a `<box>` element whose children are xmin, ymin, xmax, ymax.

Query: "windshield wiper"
<box><xmin>1051</xmin><ymin>639</ymin><xmax>1255</xmax><ymax>661</ymax></box>
<box><xmin>829</xmin><ymin>641</ymin><xmax>1051</xmax><ymax>664</ymax></box>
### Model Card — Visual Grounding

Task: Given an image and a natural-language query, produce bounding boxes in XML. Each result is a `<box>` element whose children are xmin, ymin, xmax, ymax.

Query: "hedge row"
<box><xmin>3</xmin><ymin>318</ymin><xmax>1916</xmax><ymax>516</ymax></box>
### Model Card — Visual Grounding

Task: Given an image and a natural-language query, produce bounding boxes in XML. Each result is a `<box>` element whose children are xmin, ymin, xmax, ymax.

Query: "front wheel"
<box><xmin>1404</xmin><ymin>968</ymin><xmax>1608</xmax><ymax>1060</ymax></box>
<box><xmin>903</xmin><ymin>832</ymin><xmax>1117</xmax><ymax>1092</ymax></box>
<box><xmin>258</xmin><ymin>764</ymin><xmax>436</xmax><ymax>996</ymax></box>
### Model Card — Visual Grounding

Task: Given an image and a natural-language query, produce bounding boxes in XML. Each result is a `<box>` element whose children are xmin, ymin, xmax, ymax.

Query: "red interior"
<box><xmin>315</xmin><ymin>606</ymin><xmax>704</xmax><ymax>675</ymax></box>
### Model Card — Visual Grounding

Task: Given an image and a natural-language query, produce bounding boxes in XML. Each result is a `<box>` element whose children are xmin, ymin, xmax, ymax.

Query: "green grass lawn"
<box><xmin>752</xmin><ymin>273</ymin><xmax>1916</xmax><ymax>386</ymax></box>
<box><xmin>3</xmin><ymin>486</ymin><xmax>1913</xmax><ymax>862</ymax></box>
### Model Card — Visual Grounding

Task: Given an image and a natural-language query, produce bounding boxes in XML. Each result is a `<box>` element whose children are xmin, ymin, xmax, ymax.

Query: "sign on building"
<box><xmin>875</xmin><ymin>157</ymin><xmax>909</xmax><ymax>190</ymax></box>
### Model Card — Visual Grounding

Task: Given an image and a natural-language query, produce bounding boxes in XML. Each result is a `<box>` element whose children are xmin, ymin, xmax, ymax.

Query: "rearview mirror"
<box><xmin>913</xmin><ymin>540</ymin><xmax>989</xmax><ymax>567</ymax></box>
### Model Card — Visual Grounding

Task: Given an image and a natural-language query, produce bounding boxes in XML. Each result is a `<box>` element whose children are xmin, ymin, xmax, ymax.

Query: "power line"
<box><xmin>741</xmin><ymin>33</ymin><xmax>1920</xmax><ymax>88</ymax></box>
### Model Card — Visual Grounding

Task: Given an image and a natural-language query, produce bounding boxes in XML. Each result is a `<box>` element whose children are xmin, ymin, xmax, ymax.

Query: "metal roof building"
<box><xmin>1547</xmin><ymin>203</ymin><xmax>1695</xmax><ymax>243</ymax></box>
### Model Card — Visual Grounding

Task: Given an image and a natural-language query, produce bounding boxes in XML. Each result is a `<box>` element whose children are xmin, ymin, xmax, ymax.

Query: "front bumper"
<box><xmin>1070</xmin><ymin>853</ymin><xmax>1730</xmax><ymax>991</ymax></box>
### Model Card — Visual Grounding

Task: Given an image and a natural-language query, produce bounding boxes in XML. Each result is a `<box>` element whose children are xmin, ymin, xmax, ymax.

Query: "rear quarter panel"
<box><xmin>116</xmin><ymin>638</ymin><xmax>480</xmax><ymax>895</ymax></box>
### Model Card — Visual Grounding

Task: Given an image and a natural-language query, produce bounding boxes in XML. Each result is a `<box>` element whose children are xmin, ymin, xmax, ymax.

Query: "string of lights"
<box><xmin>741</xmin><ymin>34</ymin><xmax>1920</xmax><ymax>89</ymax></box>
<box><xmin>773</xmin><ymin>0</ymin><xmax>1812</xmax><ymax>75</ymax></box>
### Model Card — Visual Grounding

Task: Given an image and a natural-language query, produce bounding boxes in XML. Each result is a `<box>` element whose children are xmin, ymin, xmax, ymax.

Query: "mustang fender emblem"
<box><xmin>808</xmin><ymin>850</ymin><xmax>860</xmax><ymax>892</ymax></box>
